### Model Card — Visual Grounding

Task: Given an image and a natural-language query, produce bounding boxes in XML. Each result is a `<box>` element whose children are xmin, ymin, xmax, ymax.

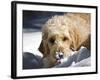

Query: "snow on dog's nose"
<box><xmin>55</xmin><ymin>52</ymin><xmax>64</xmax><ymax>64</ymax></box>
<box><xmin>56</xmin><ymin>52</ymin><xmax>64</xmax><ymax>60</ymax></box>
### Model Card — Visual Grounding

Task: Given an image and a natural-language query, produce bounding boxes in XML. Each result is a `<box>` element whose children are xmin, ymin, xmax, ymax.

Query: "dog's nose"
<box><xmin>59</xmin><ymin>53</ymin><xmax>64</xmax><ymax>59</ymax></box>
<box><xmin>56</xmin><ymin>52</ymin><xmax>64</xmax><ymax>60</ymax></box>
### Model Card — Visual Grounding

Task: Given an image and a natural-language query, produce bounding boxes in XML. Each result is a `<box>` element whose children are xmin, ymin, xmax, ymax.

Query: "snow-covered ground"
<box><xmin>23</xmin><ymin>31</ymin><xmax>43</xmax><ymax>57</ymax></box>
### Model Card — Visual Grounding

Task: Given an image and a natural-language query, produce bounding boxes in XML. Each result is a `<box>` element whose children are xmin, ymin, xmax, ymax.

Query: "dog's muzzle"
<box><xmin>56</xmin><ymin>52</ymin><xmax>64</xmax><ymax>60</ymax></box>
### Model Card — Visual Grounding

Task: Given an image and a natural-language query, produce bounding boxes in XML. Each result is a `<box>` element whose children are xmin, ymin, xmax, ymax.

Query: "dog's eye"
<box><xmin>63</xmin><ymin>37</ymin><xmax>68</xmax><ymax>41</ymax></box>
<box><xmin>49</xmin><ymin>38</ymin><xmax>55</xmax><ymax>44</ymax></box>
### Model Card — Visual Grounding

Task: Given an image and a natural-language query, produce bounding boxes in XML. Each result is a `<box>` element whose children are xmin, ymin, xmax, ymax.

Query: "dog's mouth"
<box><xmin>55</xmin><ymin>51</ymin><xmax>75</xmax><ymax>65</ymax></box>
<box><xmin>55</xmin><ymin>52</ymin><xmax>65</xmax><ymax>64</ymax></box>
<box><xmin>55</xmin><ymin>57</ymin><xmax>69</xmax><ymax>65</ymax></box>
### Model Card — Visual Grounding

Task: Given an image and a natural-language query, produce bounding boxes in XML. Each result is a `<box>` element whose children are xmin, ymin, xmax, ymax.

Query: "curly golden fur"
<box><xmin>39</xmin><ymin>13</ymin><xmax>91</xmax><ymax>68</ymax></box>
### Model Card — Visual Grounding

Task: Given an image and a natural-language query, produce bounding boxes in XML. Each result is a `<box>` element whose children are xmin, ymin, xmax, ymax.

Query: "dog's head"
<box><xmin>39</xmin><ymin>16</ymin><xmax>79</xmax><ymax>67</ymax></box>
<box><xmin>38</xmin><ymin>14</ymin><xmax>85</xmax><ymax>67</ymax></box>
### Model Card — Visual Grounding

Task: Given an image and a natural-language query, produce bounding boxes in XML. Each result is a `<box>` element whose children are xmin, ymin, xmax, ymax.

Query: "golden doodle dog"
<box><xmin>39</xmin><ymin>13</ymin><xmax>91</xmax><ymax>68</ymax></box>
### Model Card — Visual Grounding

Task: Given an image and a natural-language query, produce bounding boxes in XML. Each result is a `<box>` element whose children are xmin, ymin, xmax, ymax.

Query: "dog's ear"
<box><xmin>69</xmin><ymin>28</ymin><xmax>81</xmax><ymax>51</ymax></box>
<box><xmin>70</xmin><ymin>41</ymin><xmax>80</xmax><ymax>51</ymax></box>
<box><xmin>38</xmin><ymin>40</ymin><xmax>44</xmax><ymax>54</ymax></box>
<box><xmin>38</xmin><ymin>40</ymin><xmax>50</xmax><ymax>57</ymax></box>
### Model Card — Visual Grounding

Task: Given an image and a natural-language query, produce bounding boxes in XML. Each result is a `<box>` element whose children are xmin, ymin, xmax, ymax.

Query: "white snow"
<box><xmin>23</xmin><ymin>31</ymin><xmax>43</xmax><ymax>57</ymax></box>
